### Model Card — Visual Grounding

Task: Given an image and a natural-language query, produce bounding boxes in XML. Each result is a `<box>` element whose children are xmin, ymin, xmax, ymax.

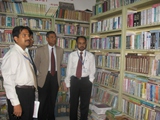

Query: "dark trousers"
<box><xmin>38</xmin><ymin>72</ymin><xmax>59</xmax><ymax>120</ymax></box>
<box><xmin>70</xmin><ymin>76</ymin><xmax>92</xmax><ymax>120</ymax></box>
<box><xmin>7</xmin><ymin>87</ymin><xmax>35</xmax><ymax>120</ymax></box>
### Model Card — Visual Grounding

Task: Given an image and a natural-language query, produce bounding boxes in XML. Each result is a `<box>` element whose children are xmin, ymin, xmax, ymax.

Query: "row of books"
<box><xmin>0</xmin><ymin>30</ymin><xmax>48</xmax><ymax>45</ymax></box>
<box><xmin>0</xmin><ymin>16</ymin><xmax>52</xmax><ymax>31</ymax></box>
<box><xmin>96</xmin><ymin>53</ymin><xmax>120</xmax><ymax>70</ymax></box>
<box><xmin>124</xmin><ymin>0</ymin><xmax>140</xmax><ymax>5</ymax></box>
<box><xmin>0</xmin><ymin>16</ymin><xmax>17</xmax><ymax>27</ymax></box>
<box><xmin>0</xmin><ymin>47</ymin><xmax>10</xmax><ymax>58</ymax></box>
<box><xmin>0</xmin><ymin>1</ymin><xmax>47</xmax><ymax>16</ymax></box>
<box><xmin>0</xmin><ymin>79</ymin><xmax>4</xmax><ymax>91</ymax></box>
<box><xmin>89</xmin><ymin>103</ymin><xmax>112</xmax><ymax>115</ymax></box>
<box><xmin>55</xmin><ymin>103</ymin><xmax>69</xmax><ymax>117</ymax></box>
<box><xmin>60</xmin><ymin>67</ymin><xmax>66</xmax><ymax>80</ymax></box>
<box><xmin>56</xmin><ymin>8</ymin><xmax>92</xmax><ymax>22</ymax></box>
<box><xmin>106</xmin><ymin>109</ymin><xmax>129</xmax><ymax>120</ymax></box>
<box><xmin>126</xmin><ymin>30</ymin><xmax>160</xmax><ymax>50</ymax></box>
<box><xmin>0</xmin><ymin>29</ymin><xmax>13</xmax><ymax>43</ymax></box>
<box><xmin>96</xmin><ymin>55</ymin><xmax>103</xmax><ymax>67</ymax></box>
<box><xmin>122</xmin><ymin>96</ymin><xmax>160</xmax><ymax>120</ymax></box>
<box><xmin>91</xmin><ymin>16</ymin><xmax>122</xmax><ymax>33</ymax></box>
<box><xmin>127</xmin><ymin>3</ymin><xmax>160</xmax><ymax>27</ymax></box>
<box><xmin>124</xmin><ymin>74</ymin><xmax>160</xmax><ymax>103</ymax></box>
<box><xmin>18</xmin><ymin>17</ymin><xmax>52</xmax><ymax>30</ymax></box>
<box><xmin>91</xmin><ymin>36</ymin><xmax>121</xmax><ymax>49</ymax></box>
<box><xmin>0</xmin><ymin>95</ymin><xmax>8</xmax><ymax>119</ymax></box>
<box><xmin>61</xmin><ymin>52</ymin><xmax>70</xmax><ymax>65</ymax></box>
<box><xmin>93</xmin><ymin>0</ymin><xmax>141</xmax><ymax>15</ymax></box>
<box><xmin>92</xmin><ymin>0</ymin><xmax>123</xmax><ymax>15</ymax></box>
<box><xmin>91</xmin><ymin>85</ymin><xmax>118</xmax><ymax>109</ymax></box>
<box><xmin>56</xmin><ymin>37</ymin><xmax>76</xmax><ymax>50</ymax></box>
<box><xmin>95</xmin><ymin>69</ymin><xmax>120</xmax><ymax>89</ymax></box>
<box><xmin>55</xmin><ymin>23</ymin><xmax>89</xmax><ymax>36</ymax></box>
<box><xmin>125</xmin><ymin>54</ymin><xmax>155</xmax><ymax>74</ymax></box>
<box><xmin>105</xmin><ymin>53</ymin><xmax>120</xmax><ymax>70</ymax></box>
<box><xmin>56</xmin><ymin>91</ymin><xmax>69</xmax><ymax>103</ymax></box>
<box><xmin>89</xmin><ymin>110</ymin><xmax>106</xmax><ymax>120</ymax></box>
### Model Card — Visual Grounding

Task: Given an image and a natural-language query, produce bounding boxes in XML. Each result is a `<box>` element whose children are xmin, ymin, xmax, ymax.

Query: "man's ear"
<box><xmin>14</xmin><ymin>36</ymin><xmax>18</xmax><ymax>43</ymax></box>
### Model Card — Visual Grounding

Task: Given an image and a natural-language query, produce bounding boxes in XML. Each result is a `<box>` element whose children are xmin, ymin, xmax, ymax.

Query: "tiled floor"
<box><xmin>56</xmin><ymin>116</ymin><xmax>69</xmax><ymax>120</ymax></box>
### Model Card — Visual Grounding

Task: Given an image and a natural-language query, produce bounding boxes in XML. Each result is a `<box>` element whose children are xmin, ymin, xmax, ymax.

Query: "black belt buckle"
<box><xmin>78</xmin><ymin>77</ymin><xmax>81</xmax><ymax>80</ymax></box>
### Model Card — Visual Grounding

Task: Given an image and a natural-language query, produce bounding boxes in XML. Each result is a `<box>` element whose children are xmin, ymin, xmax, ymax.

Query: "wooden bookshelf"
<box><xmin>90</xmin><ymin>0</ymin><xmax>160</xmax><ymax>119</ymax></box>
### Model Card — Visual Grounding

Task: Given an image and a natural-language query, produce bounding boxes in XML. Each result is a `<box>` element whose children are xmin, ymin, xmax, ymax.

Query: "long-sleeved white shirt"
<box><xmin>64</xmin><ymin>50</ymin><xmax>96</xmax><ymax>87</ymax></box>
<box><xmin>1</xmin><ymin>44</ymin><xmax>35</xmax><ymax>106</ymax></box>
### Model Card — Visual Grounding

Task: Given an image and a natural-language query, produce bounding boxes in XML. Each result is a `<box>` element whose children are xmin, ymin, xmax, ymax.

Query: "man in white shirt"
<box><xmin>1</xmin><ymin>26</ymin><xmax>36</xmax><ymax>120</ymax></box>
<box><xmin>64</xmin><ymin>36</ymin><xmax>96</xmax><ymax>120</ymax></box>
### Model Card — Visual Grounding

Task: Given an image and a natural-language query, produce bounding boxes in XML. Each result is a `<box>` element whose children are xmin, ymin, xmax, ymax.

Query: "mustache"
<box><xmin>25</xmin><ymin>40</ymin><xmax>30</xmax><ymax>42</ymax></box>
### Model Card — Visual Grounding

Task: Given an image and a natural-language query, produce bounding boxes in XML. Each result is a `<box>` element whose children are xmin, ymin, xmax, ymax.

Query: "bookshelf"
<box><xmin>89</xmin><ymin>0</ymin><xmax>160</xmax><ymax>119</ymax></box>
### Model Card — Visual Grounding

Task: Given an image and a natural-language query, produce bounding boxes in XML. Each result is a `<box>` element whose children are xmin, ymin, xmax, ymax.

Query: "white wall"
<box><xmin>27</xmin><ymin>0</ymin><xmax>96</xmax><ymax>11</ymax></box>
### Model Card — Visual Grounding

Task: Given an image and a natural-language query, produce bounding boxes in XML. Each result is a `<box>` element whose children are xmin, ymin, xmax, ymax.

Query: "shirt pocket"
<box><xmin>71</xmin><ymin>59</ymin><xmax>78</xmax><ymax>69</ymax></box>
<box><xmin>83</xmin><ymin>59</ymin><xmax>89</xmax><ymax>70</ymax></box>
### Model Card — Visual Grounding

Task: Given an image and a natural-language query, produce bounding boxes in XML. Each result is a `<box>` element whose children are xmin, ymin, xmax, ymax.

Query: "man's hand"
<box><xmin>13</xmin><ymin>104</ymin><xmax>22</xmax><ymax>117</ymax></box>
<box><xmin>62</xmin><ymin>82</ymin><xmax>68</xmax><ymax>92</ymax></box>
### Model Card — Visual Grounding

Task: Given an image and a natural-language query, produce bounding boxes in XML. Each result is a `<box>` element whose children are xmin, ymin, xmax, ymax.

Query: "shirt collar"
<box><xmin>48</xmin><ymin>44</ymin><xmax>55</xmax><ymax>50</ymax></box>
<box><xmin>77</xmin><ymin>49</ymin><xmax>86</xmax><ymax>54</ymax></box>
<box><xmin>15</xmin><ymin>44</ymin><xmax>28</xmax><ymax>55</ymax></box>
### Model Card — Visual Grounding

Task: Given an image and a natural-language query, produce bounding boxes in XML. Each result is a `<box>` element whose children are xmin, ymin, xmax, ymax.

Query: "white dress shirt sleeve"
<box><xmin>1</xmin><ymin>53</ymin><xmax>20</xmax><ymax>106</ymax></box>
<box><xmin>89</xmin><ymin>54</ymin><xmax>96</xmax><ymax>82</ymax></box>
<box><xmin>64</xmin><ymin>53</ymin><xmax>72</xmax><ymax>87</ymax></box>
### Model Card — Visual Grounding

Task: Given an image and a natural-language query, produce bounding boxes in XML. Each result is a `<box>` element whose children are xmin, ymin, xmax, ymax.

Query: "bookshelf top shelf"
<box><xmin>0</xmin><ymin>43</ymin><xmax>14</xmax><ymax>46</ymax></box>
<box><xmin>127</xmin><ymin>23</ymin><xmax>160</xmax><ymax>31</ymax></box>
<box><xmin>0</xmin><ymin>27</ymin><xmax>14</xmax><ymax>29</ymax></box>
<box><xmin>55</xmin><ymin>18</ymin><xmax>89</xmax><ymax>24</ymax></box>
<box><xmin>17</xmin><ymin>14</ymin><xmax>53</xmax><ymax>19</ymax></box>
<box><xmin>125</xmin><ymin>71</ymin><xmax>160</xmax><ymax>79</ymax></box>
<box><xmin>0</xmin><ymin>12</ymin><xmax>53</xmax><ymax>19</ymax></box>
<box><xmin>126</xmin><ymin>0</ymin><xmax>160</xmax><ymax>10</ymax></box>
<box><xmin>90</xmin><ymin>29</ymin><xmax>122</xmax><ymax>36</ymax></box>
<box><xmin>0</xmin><ymin>12</ymin><xmax>16</xmax><ymax>16</ymax></box>
<box><xmin>122</xmin><ymin>92</ymin><xmax>160</xmax><ymax>107</ymax></box>
<box><xmin>89</xmin><ymin>49</ymin><xmax>101</xmax><ymax>53</ymax></box>
<box><xmin>90</xmin><ymin>7</ymin><xmax>122</xmax><ymax>20</ymax></box>
<box><xmin>90</xmin><ymin>49</ymin><xmax>121</xmax><ymax>53</ymax></box>
<box><xmin>125</xmin><ymin>49</ymin><xmax>160</xmax><ymax>53</ymax></box>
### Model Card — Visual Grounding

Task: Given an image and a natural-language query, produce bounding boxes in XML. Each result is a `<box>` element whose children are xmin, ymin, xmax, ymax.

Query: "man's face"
<box><xmin>29</xmin><ymin>35</ymin><xmax>34</xmax><ymax>47</ymax></box>
<box><xmin>14</xmin><ymin>29</ymin><xmax>30</xmax><ymax>50</ymax></box>
<box><xmin>77</xmin><ymin>38</ymin><xmax>87</xmax><ymax>51</ymax></box>
<box><xmin>46</xmin><ymin>33</ymin><xmax>56</xmax><ymax>46</ymax></box>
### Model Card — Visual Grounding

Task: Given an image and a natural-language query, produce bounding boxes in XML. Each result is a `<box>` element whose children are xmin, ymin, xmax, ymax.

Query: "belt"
<box><xmin>16</xmin><ymin>85</ymin><xmax>35</xmax><ymax>89</ymax></box>
<box><xmin>72</xmin><ymin>76</ymin><xmax>89</xmax><ymax>80</ymax></box>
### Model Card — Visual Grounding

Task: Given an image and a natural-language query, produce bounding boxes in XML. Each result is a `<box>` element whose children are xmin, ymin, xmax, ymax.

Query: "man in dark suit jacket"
<box><xmin>34</xmin><ymin>31</ymin><xmax>63</xmax><ymax>120</ymax></box>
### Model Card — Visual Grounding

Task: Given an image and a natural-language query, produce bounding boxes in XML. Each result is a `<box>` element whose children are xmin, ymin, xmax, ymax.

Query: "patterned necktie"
<box><xmin>24</xmin><ymin>52</ymin><xmax>37</xmax><ymax>90</ymax></box>
<box><xmin>76</xmin><ymin>51</ymin><xmax>83</xmax><ymax>78</ymax></box>
<box><xmin>51</xmin><ymin>48</ymin><xmax>55</xmax><ymax>76</ymax></box>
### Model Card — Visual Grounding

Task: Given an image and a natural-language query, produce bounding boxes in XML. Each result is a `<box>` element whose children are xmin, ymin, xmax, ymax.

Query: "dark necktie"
<box><xmin>28</xmin><ymin>50</ymin><xmax>37</xmax><ymax>75</ymax></box>
<box><xmin>76</xmin><ymin>51</ymin><xmax>83</xmax><ymax>78</ymax></box>
<box><xmin>51</xmin><ymin>48</ymin><xmax>55</xmax><ymax>76</ymax></box>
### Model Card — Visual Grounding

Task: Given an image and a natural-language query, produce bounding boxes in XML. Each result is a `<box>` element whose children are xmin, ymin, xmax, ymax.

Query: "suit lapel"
<box><xmin>56</xmin><ymin>46</ymin><xmax>60</xmax><ymax>66</ymax></box>
<box><xmin>44</xmin><ymin>45</ymin><xmax>49</xmax><ymax>68</ymax></box>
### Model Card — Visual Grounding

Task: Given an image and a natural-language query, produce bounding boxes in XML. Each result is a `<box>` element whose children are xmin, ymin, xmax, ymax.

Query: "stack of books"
<box><xmin>90</xmin><ymin>103</ymin><xmax>112</xmax><ymax>114</ymax></box>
